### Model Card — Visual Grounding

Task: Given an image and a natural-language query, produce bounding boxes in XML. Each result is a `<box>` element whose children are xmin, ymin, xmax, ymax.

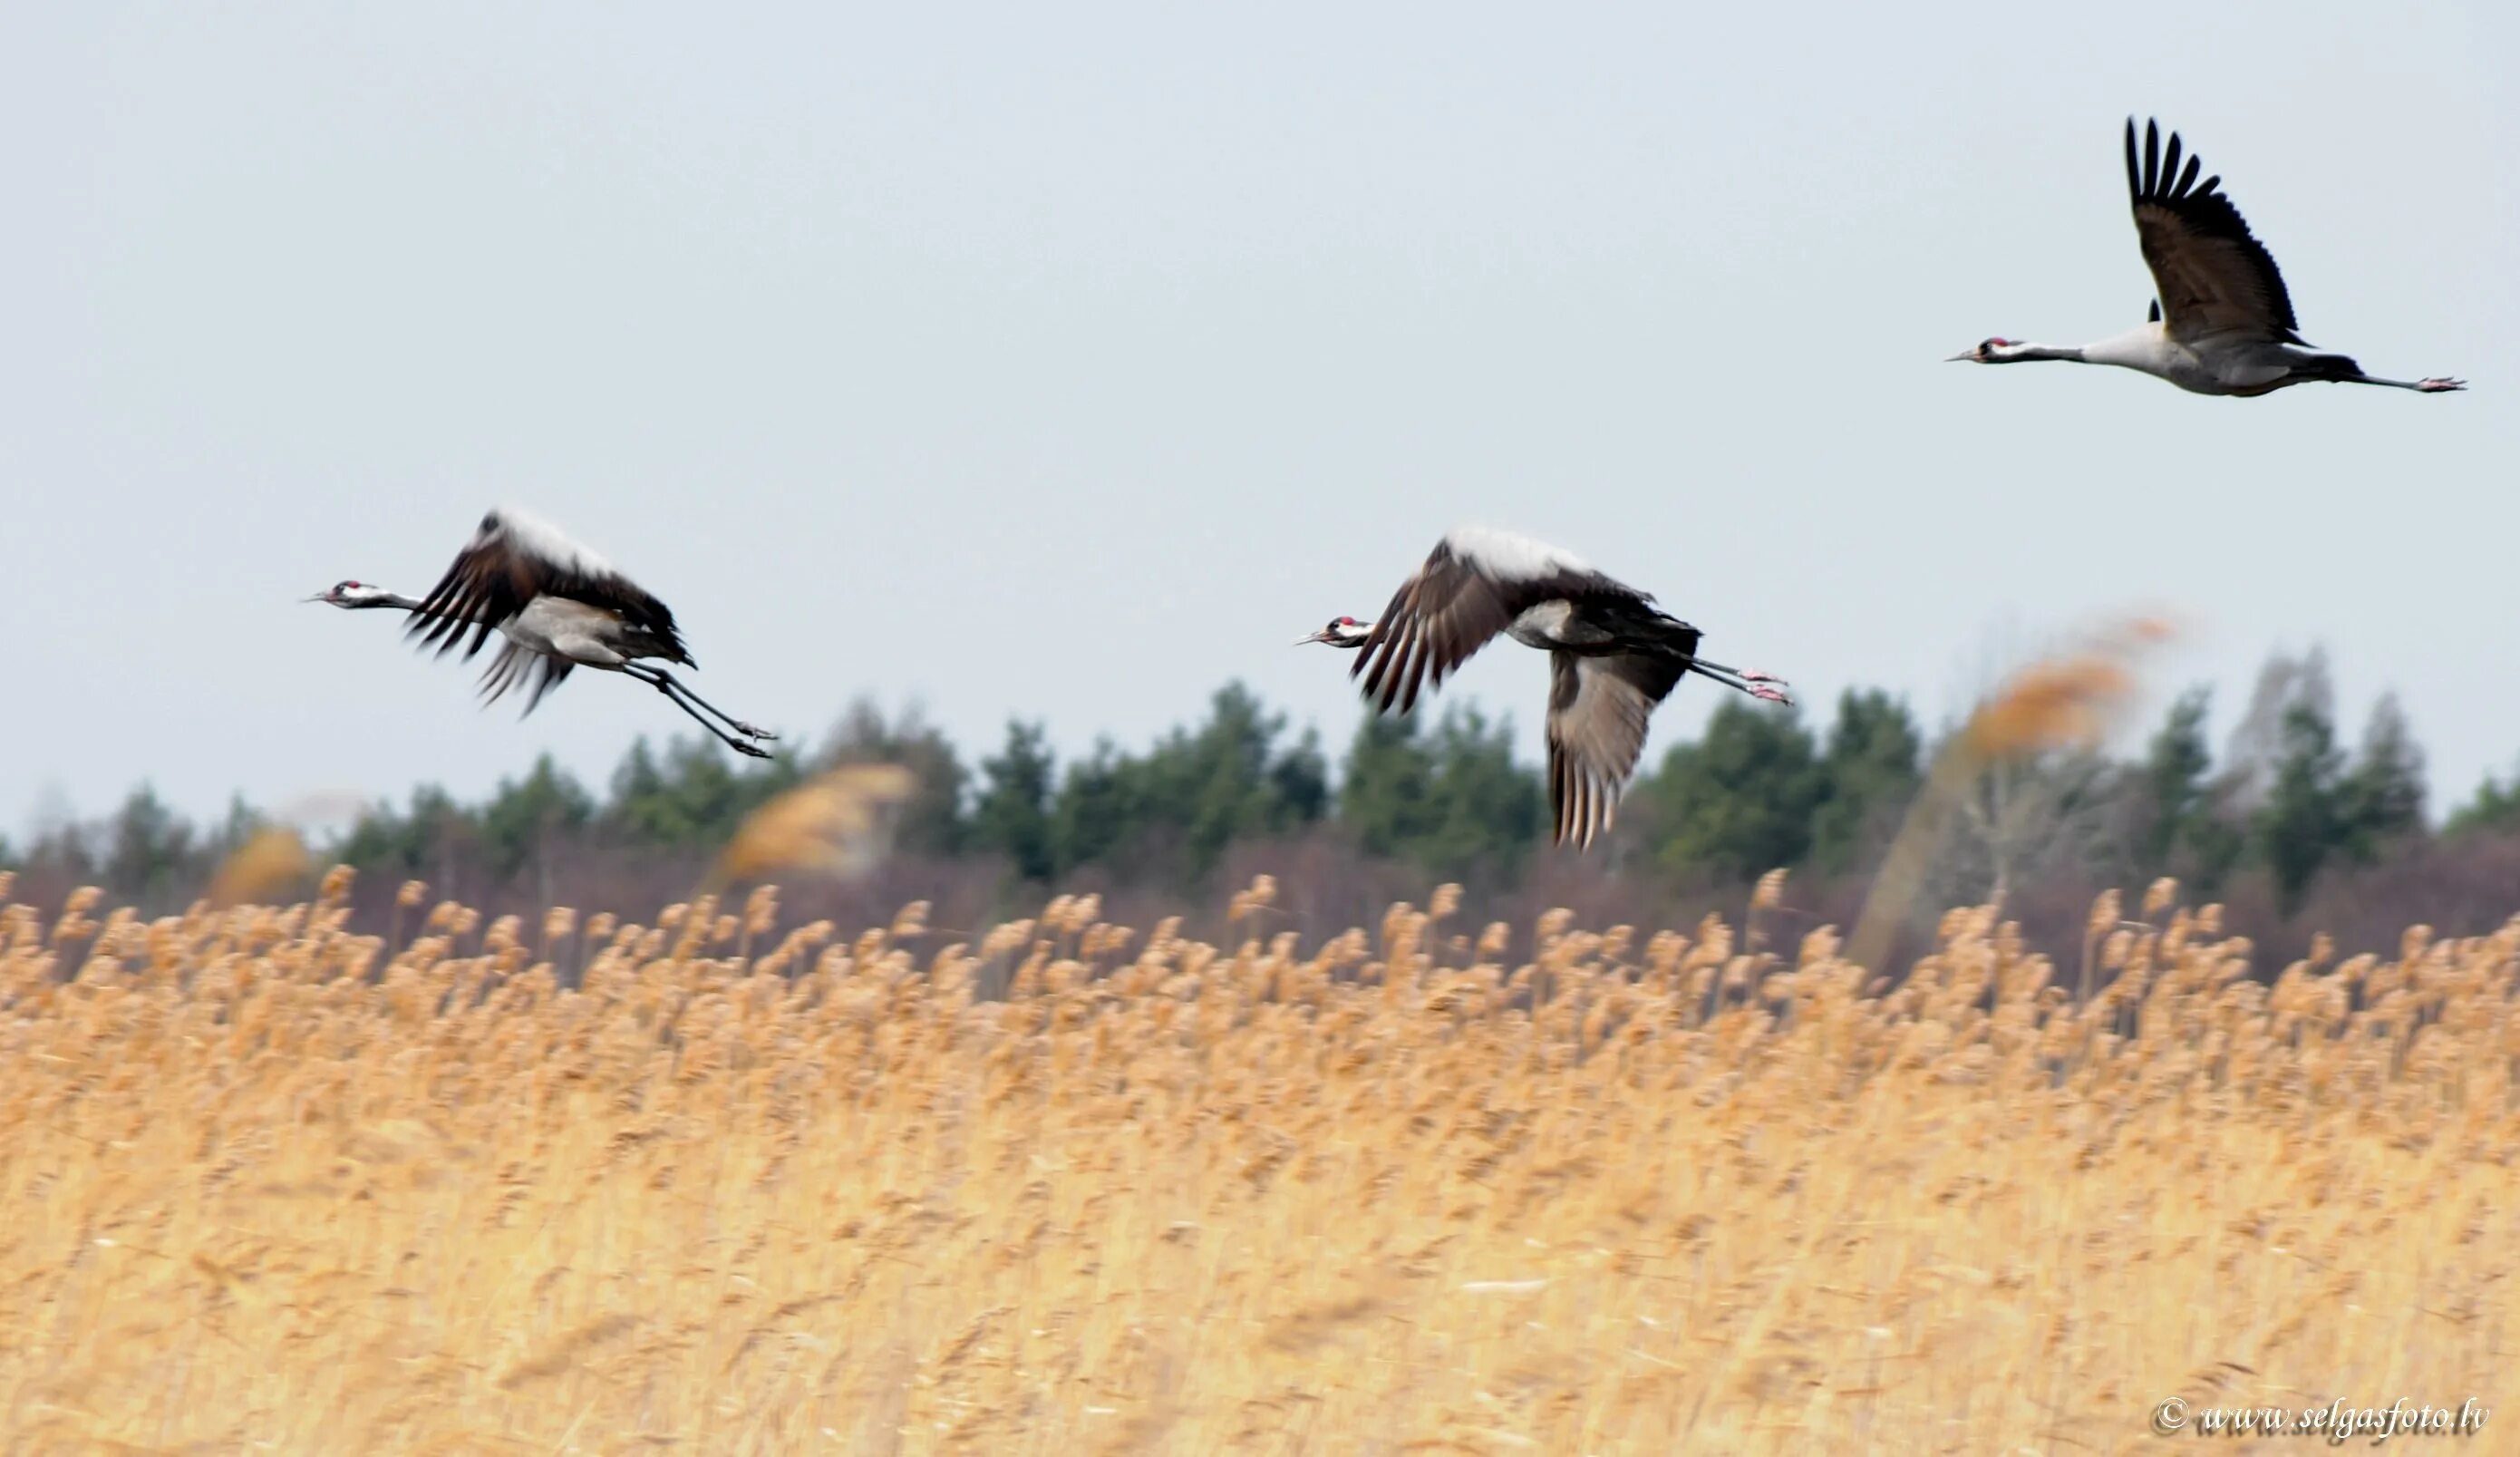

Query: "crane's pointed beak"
<box><xmin>302</xmin><ymin>593</ymin><xmax>329</xmax><ymax>604</ymax></box>
<box><xmin>1944</xmin><ymin>351</ymin><xmax>1976</xmax><ymax>363</ymax></box>
<box><xmin>1294</xmin><ymin>630</ymin><xmax>1333</xmax><ymax>646</ymax></box>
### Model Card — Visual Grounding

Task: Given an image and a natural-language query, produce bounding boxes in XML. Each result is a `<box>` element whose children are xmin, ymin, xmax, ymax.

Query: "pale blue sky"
<box><xmin>4</xmin><ymin>4</ymin><xmax>2513</xmax><ymax>835</ymax></box>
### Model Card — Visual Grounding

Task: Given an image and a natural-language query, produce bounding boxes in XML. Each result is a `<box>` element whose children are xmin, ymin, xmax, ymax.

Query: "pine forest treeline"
<box><xmin>12</xmin><ymin>648</ymin><xmax>2520</xmax><ymax>963</ymax></box>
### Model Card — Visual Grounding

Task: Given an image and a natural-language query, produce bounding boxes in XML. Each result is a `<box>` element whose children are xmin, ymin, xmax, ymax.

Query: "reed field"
<box><xmin>3</xmin><ymin>859</ymin><xmax>2515</xmax><ymax>1456</ymax></box>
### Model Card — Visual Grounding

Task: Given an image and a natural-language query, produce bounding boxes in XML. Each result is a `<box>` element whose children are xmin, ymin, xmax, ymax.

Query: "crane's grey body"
<box><xmin>1509</xmin><ymin>595</ymin><xmax>1686</xmax><ymax>656</ymax></box>
<box><xmin>1507</xmin><ymin>599</ymin><xmax>1585</xmax><ymax>650</ymax></box>
<box><xmin>1953</xmin><ymin>120</ymin><xmax>2464</xmax><ymax>398</ymax></box>
<box><xmin>504</xmin><ymin>595</ymin><xmax>663</xmax><ymax>669</ymax></box>
<box><xmin>2080</xmin><ymin>324</ymin><xmax>2295</xmax><ymax>395</ymax></box>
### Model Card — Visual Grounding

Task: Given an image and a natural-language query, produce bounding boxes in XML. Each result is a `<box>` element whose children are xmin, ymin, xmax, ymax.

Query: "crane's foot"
<box><xmin>733</xmin><ymin>722</ymin><xmax>780</xmax><ymax>741</ymax></box>
<box><xmin>1749</xmin><ymin>685</ymin><xmax>1795</xmax><ymax>706</ymax></box>
<box><xmin>1740</xmin><ymin>668</ymin><xmax>1788</xmax><ymax>685</ymax></box>
<box><xmin>732</xmin><ymin>739</ymin><xmax>773</xmax><ymax>760</ymax></box>
<box><xmin>2417</xmin><ymin>376</ymin><xmax>2467</xmax><ymax>393</ymax></box>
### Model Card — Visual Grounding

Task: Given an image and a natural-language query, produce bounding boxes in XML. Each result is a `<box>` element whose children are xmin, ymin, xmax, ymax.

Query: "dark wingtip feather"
<box><xmin>408</xmin><ymin>612</ymin><xmax>456</xmax><ymax>657</ymax></box>
<box><xmin>1370</xmin><ymin>637</ymin><xmax>1405</xmax><ymax>715</ymax></box>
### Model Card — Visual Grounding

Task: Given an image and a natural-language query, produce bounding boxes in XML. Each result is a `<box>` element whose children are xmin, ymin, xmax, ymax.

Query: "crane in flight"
<box><xmin>1300</xmin><ymin>526</ymin><xmax>1791</xmax><ymax>850</ymax></box>
<box><xmin>310</xmin><ymin>507</ymin><xmax>779</xmax><ymax>759</ymax></box>
<box><xmin>1950</xmin><ymin>118</ymin><xmax>2465</xmax><ymax>397</ymax></box>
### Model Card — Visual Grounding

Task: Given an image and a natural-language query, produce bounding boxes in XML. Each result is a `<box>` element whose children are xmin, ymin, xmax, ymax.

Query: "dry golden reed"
<box><xmin>1</xmin><ymin>869</ymin><xmax>2515</xmax><ymax>1454</ymax></box>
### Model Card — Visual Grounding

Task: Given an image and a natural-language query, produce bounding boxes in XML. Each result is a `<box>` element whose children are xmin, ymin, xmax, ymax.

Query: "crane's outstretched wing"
<box><xmin>1546</xmin><ymin>648</ymin><xmax>1689</xmax><ymax>850</ymax></box>
<box><xmin>476</xmin><ymin>640</ymin><xmax>576</xmax><ymax>716</ymax></box>
<box><xmin>2126</xmin><ymin>118</ymin><xmax>2302</xmax><ymax>345</ymax></box>
<box><xmin>1352</xmin><ymin>525</ymin><xmax>1647</xmax><ymax>714</ymax></box>
<box><xmin>406</xmin><ymin>506</ymin><xmax>685</xmax><ymax>662</ymax></box>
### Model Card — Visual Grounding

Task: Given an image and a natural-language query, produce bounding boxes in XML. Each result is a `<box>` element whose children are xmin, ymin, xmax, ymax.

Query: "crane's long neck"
<box><xmin>1993</xmin><ymin>341</ymin><xmax>2088</xmax><ymax>364</ymax></box>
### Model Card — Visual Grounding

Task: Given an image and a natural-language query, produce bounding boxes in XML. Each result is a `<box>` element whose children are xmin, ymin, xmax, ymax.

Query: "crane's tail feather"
<box><xmin>2290</xmin><ymin>350</ymin><xmax>2368</xmax><ymax>383</ymax></box>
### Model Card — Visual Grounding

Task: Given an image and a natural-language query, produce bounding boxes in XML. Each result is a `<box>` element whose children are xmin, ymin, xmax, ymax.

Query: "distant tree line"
<box><xmin>7</xmin><ymin>647</ymin><xmax>2512</xmax><ymax>948</ymax></box>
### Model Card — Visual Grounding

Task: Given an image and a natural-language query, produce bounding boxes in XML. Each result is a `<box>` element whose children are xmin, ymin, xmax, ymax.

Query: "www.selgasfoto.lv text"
<box><xmin>2153</xmin><ymin>1395</ymin><xmax>2488</xmax><ymax>1441</ymax></box>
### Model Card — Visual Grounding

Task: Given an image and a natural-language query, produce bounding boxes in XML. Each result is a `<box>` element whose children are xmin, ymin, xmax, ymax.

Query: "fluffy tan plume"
<box><xmin>710</xmin><ymin>764</ymin><xmax>917</xmax><ymax>889</ymax></box>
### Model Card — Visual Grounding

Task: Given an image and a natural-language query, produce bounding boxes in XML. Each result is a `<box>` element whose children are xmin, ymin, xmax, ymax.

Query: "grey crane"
<box><xmin>1301</xmin><ymin>526</ymin><xmax>1790</xmax><ymax>850</ymax></box>
<box><xmin>1950</xmin><ymin>119</ymin><xmax>2464</xmax><ymax>396</ymax></box>
<box><xmin>309</xmin><ymin>506</ymin><xmax>779</xmax><ymax>759</ymax></box>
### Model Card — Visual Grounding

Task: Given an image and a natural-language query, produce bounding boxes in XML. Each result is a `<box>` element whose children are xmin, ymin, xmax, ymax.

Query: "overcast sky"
<box><xmin>4</xmin><ymin>4</ymin><xmax>2513</xmax><ymax>838</ymax></box>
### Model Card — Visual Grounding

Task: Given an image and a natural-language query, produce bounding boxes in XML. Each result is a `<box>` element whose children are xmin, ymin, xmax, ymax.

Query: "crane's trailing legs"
<box><xmin>2290</xmin><ymin>353</ymin><xmax>2466</xmax><ymax>393</ymax></box>
<box><xmin>1691</xmin><ymin>658</ymin><xmax>1794</xmax><ymax>704</ymax></box>
<box><xmin>622</xmin><ymin>664</ymin><xmax>780</xmax><ymax>758</ymax></box>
